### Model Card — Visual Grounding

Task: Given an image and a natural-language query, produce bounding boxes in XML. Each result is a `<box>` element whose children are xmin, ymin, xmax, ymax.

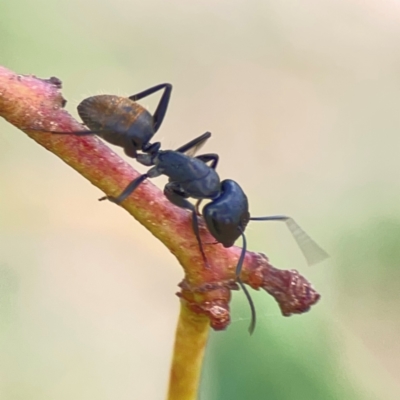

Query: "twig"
<box><xmin>0</xmin><ymin>65</ymin><xmax>321</xmax><ymax>400</ymax></box>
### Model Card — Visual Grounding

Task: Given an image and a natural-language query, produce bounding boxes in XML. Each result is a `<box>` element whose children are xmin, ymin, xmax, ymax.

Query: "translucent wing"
<box><xmin>250</xmin><ymin>215</ymin><xmax>329</xmax><ymax>266</ymax></box>
<box><xmin>285</xmin><ymin>218</ymin><xmax>329</xmax><ymax>265</ymax></box>
<box><xmin>175</xmin><ymin>131</ymin><xmax>211</xmax><ymax>157</ymax></box>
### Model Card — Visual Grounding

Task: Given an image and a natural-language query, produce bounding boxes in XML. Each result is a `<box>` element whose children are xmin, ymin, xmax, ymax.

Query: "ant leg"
<box><xmin>100</xmin><ymin>165</ymin><xmax>162</xmax><ymax>204</ymax></box>
<box><xmin>195</xmin><ymin>199</ymin><xmax>203</xmax><ymax>215</ymax></box>
<box><xmin>250</xmin><ymin>216</ymin><xmax>329</xmax><ymax>265</ymax></box>
<box><xmin>128</xmin><ymin>83</ymin><xmax>172</xmax><ymax>133</ymax></box>
<box><xmin>164</xmin><ymin>182</ymin><xmax>209</xmax><ymax>268</ymax></box>
<box><xmin>99</xmin><ymin>163</ymin><xmax>162</xmax><ymax>204</ymax></box>
<box><xmin>26</xmin><ymin>128</ymin><xmax>97</xmax><ymax>136</ymax></box>
<box><xmin>175</xmin><ymin>132</ymin><xmax>211</xmax><ymax>156</ymax></box>
<box><xmin>99</xmin><ymin>174</ymin><xmax>149</xmax><ymax>204</ymax></box>
<box><xmin>195</xmin><ymin>153</ymin><xmax>219</xmax><ymax>170</ymax></box>
<box><xmin>52</xmin><ymin>131</ymin><xmax>95</xmax><ymax>136</ymax></box>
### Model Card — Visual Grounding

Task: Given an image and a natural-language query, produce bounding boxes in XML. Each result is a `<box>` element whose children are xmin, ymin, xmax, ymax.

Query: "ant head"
<box><xmin>203</xmin><ymin>179</ymin><xmax>250</xmax><ymax>247</ymax></box>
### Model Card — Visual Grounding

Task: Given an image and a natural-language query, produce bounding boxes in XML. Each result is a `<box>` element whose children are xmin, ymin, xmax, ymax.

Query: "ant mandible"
<box><xmin>99</xmin><ymin>132</ymin><xmax>328</xmax><ymax>334</ymax></box>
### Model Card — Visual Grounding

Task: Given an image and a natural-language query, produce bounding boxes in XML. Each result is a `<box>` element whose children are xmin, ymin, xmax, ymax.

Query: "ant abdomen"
<box><xmin>77</xmin><ymin>95</ymin><xmax>154</xmax><ymax>149</ymax></box>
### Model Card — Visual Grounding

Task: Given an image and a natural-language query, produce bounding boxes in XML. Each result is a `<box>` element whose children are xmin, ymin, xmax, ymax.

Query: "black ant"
<box><xmin>30</xmin><ymin>84</ymin><xmax>327</xmax><ymax>333</ymax></box>
<box><xmin>98</xmin><ymin>132</ymin><xmax>328</xmax><ymax>334</ymax></box>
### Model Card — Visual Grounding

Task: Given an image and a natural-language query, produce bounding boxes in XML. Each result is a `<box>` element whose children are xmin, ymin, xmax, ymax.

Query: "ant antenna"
<box><xmin>236</xmin><ymin>228</ymin><xmax>256</xmax><ymax>334</ymax></box>
<box><xmin>249</xmin><ymin>216</ymin><xmax>328</xmax><ymax>265</ymax></box>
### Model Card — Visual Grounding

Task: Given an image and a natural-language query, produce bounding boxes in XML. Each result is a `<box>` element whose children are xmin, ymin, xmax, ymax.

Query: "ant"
<box><xmin>31</xmin><ymin>84</ymin><xmax>327</xmax><ymax>333</ymax></box>
<box><xmin>34</xmin><ymin>83</ymin><xmax>173</xmax><ymax>163</ymax></box>
<box><xmin>98</xmin><ymin>132</ymin><xmax>329</xmax><ymax>334</ymax></box>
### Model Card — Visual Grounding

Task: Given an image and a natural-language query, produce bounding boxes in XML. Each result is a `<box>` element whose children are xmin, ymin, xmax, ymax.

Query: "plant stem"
<box><xmin>168</xmin><ymin>302</ymin><xmax>209</xmax><ymax>400</ymax></box>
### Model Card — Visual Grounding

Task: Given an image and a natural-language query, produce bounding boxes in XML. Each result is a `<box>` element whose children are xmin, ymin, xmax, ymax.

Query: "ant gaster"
<box><xmin>38</xmin><ymin>83</ymin><xmax>173</xmax><ymax>163</ymax></box>
<box><xmin>99</xmin><ymin>133</ymin><xmax>329</xmax><ymax>334</ymax></box>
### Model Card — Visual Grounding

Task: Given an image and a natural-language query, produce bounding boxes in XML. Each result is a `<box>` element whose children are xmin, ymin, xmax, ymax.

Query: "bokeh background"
<box><xmin>1</xmin><ymin>1</ymin><xmax>400</xmax><ymax>399</ymax></box>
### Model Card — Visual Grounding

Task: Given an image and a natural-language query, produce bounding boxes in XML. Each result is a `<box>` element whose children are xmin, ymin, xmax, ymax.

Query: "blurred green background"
<box><xmin>1</xmin><ymin>1</ymin><xmax>400</xmax><ymax>399</ymax></box>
